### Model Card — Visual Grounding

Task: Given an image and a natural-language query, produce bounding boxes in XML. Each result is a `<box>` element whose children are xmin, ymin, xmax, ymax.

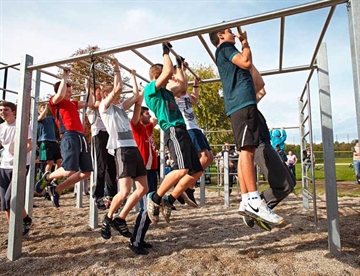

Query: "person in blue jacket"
<box><xmin>269</xmin><ymin>127</ymin><xmax>287</xmax><ymax>151</ymax></box>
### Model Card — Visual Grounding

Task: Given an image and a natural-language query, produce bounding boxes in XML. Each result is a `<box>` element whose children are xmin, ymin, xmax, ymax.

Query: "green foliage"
<box><xmin>153</xmin><ymin>128</ymin><xmax>160</xmax><ymax>150</ymax></box>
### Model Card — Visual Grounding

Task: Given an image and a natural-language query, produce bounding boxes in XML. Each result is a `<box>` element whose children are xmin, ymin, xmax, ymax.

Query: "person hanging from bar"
<box><xmin>173</xmin><ymin>65</ymin><xmax>214</xmax><ymax>206</ymax></box>
<box><xmin>86</xmin><ymin>82</ymin><xmax>117</xmax><ymax>210</ymax></box>
<box><xmin>209</xmin><ymin>27</ymin><xmax>283</xmax><ymax>225</ymax></box>
<box><xmin>98</xmin><ymin>59</ymin><xmax>148</xmax><ymax>252</ymax></box>
<box><xmin>35</xmin><ymin>68</ymin><xmax>93</xmax><ymax>208</ymax></box>
<box><xmin>144</xmin><ymin>43</ymin><xmax>203</xmax><ymax>224</ymax></box>
<box><xmin>269</xmin><ymin>127</ymin><xmax>287</xmax><ymax>152</ymax></box>
<box><xmin>37</xmin><ymin>102</ymin><xmax>62</xmax><ymax>188</ymax></box>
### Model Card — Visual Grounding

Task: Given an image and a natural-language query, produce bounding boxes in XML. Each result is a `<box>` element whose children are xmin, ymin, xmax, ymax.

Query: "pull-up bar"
<box><xmin>79</xmin><ymin>60</ymin><xmax>133</xmax><ymax>89</ymax></box>
<box><xmin>271</xmin><ymin>126</ymin><xmax>300</xmax><ymax>130</ymax></box>
<box><xmin>27</xmin><ymin>0</ymin><xmax>346</xmax><ymax>71</ymax></box>
<box><xmin>168</xmin><ymin>48</ymin><xmax>201</xmax><ymax>80</ymax></box>
<box><xmin>100</xmin><ymin>55</ymin><xmax>150</xmax><ymax>84</ymax></box>
<box><xmin>0</xmin><ymin>63</ymin><xmax>21</xmax><ymax>71</ymax></box>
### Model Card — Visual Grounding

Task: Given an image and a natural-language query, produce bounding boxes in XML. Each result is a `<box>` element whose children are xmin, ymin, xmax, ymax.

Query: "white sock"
<box><xmin>241</xmin><ymin>193</ymin><xmax>249</xmax><ymax>204</ymax></box>
<box><xmin>249</xmin><ymin>191</ymin><xmax>261</xmax><ymax>205</ymax></box>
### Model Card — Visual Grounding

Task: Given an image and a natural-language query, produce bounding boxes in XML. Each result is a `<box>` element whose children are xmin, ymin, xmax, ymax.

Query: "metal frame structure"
<box><xmin>1</xmin><ymin>0</ymin><xmax>357</xmax><ymax>261</ymax></box>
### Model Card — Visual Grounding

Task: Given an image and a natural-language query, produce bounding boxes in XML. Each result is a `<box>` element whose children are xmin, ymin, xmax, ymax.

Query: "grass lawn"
<box><xmin>206</xmin><ymin>161</ymin><xmax>360</xmax><ymax>197</ymax></box>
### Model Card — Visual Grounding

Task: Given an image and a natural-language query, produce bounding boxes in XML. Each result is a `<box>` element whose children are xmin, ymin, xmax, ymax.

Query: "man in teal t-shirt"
<box><xmin>209</xmin><ymin>28</ymin><xmax>283</xmax><ymax>225</ymax></box>
<box><xmin>144</xmin><ymin>80</ymin><xmax>184</xmax><ymax>131</ymax></box>
<box><xmin>143</xmin><ymin>43</ymin><xmax>203</xmax><ymax>224</ymax></box>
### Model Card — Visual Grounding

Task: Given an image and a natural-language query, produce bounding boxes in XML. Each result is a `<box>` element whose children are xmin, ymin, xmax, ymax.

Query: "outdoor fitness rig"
<box><xmin>0</xmin><ymin>0</ymin><xmax>358</xmax><ymax>261</ymax></box>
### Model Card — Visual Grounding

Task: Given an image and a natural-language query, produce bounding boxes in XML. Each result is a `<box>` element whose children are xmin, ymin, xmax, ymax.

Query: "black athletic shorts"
<box><xmin>115</xmin><ymin>147</ymin><xmax>147</xmax><ymax>179</ymax></box>
<box><xmin>165</xmin><ymin>125</ymin><xmax>203</xmax><ymax>175</ymax></box>
<box><xmin>230</xmin><ymin>104</ymin><xmax>260</xmax><ymax>150</ymax></box>
<box><xmin>39</xmin><ymin>141</ymin><xmax>62</xmax><ymax>162</ymax></box>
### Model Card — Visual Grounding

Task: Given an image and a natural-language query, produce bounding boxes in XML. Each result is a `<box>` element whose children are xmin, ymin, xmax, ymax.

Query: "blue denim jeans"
<box><xmin>353</xmin><ymin>160</ymin><xmax>360</xmax><ymax>181</ymax></box>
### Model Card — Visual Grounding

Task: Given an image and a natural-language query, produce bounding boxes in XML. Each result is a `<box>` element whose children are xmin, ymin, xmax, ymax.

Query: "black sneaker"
<box><xmin>242</xmin><ymin>215</ymin><xmax>255</xmax><ymax>228</ymax></box>
<box><xmin>3</xmin><ymin>239</ymin><xmax>8</xmax><ymax>245</ymax></box>
<box><xmin>140</xmin><ymin>241</ymin><xmax>153</xmax><ymax>249</ymax></box>
<box><xmin>48</xmin><ymin>186</ymin><xmax>60</xmax><ymax>208</ymax></box>
<box><xmin>35</xmin><ymin>171</ymin><xmax>51</xmax><ymax>193</ymax></box>
<box><xmin>111</xmin><ymin>218</ymin><xmax>132</xmax><ymax>238</ymax></box>
<box><xmin>177</xmin><ymin>196</ymin><xmax>185</xmax><ymax>205</ymax></box>
<box><xmin>254</xmin><ymin>217</ymin><xmax>272</xmax><ymax>232</ymax></box>
<box><xmin>22</xmin><ymin>216</ymin><xmax>32</xmax><ymax>236</ymax></box>
<box><xmin>129</xmin><ymin>242</ymin><xmax>149</xmax><ymax>255</ymax></box>
<box><xmin>181</xmin><ymin>188</ymin><xmax>198</xmax><ymax>207</ymax></box>
<box><xmin>101</xmin><ymin>214</ymin><xmax>112</xmax><ymax>239</ymax></box>
<box><xmin>95</xmin><ymin>198</ymin><xmax>107</xmax><ymax>211</ymax></box>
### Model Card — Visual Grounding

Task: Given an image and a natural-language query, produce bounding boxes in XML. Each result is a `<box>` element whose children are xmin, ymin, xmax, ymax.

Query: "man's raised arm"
<box><xmin>123</xmin><ymin>69</ymin><xmax>140</xmax><ymax>111</ymax></box>
<box><xmin>52</xmin><ymin>68</ymin><xmax>70</xmax><ymax>105</ymax></box>
<box><xmin>155</xmin><ymin>43</ymin><xmax>174</xmax><ymax>91</ymax></box>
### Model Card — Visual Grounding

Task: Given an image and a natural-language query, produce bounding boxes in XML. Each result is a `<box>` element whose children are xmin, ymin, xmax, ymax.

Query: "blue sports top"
<box><xmin>215</xmin><ymin>42</ymin><xmax>256</xmax><ymax>116</ymax></box>
<box><xmin>37</xmin><ymin>116</ymin><xmax>57</xmax><ymax>142</ymax></box>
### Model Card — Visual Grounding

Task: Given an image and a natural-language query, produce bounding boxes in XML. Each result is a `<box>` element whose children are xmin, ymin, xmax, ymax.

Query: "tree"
<box><xmin>185</xmin><ymin>63</ymin><xmax>233</xmax><ymax>152</ymax></box>
<box><xmin>54</xmin><ymin>45</ymin><xmax>129</xmax><ymax>142</ymax></box>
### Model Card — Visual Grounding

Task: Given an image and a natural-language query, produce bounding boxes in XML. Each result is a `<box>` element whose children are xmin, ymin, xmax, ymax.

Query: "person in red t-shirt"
<box><xmin>131</xmin><ymin>106</ymin><xmax>158</xmax><ymax>192</ymax></box>
<box><xmin>35</xmin><ymin>68</ymin><xmax>93</xmax><ymax>208</ymax></box>
<box><xmin>129</xmin><ymin>93</ymin><xmax>158</xmax><ymax>251</ymax></box>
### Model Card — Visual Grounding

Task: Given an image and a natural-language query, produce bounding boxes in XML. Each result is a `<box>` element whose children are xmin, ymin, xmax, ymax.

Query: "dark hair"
<box><xmin>149</xmin><ymin>64</ymin><xmax>163</xmax><ymax>79</ymax></box>
<box><xmin>54</xmin><ymin>81</ymin><xmax>71</xmax><ymax>93</ymax></box>
<box><xmin>141</xmin><ymin>106</ymin><xmax>149</xmax><ymax>115</ymax></box>
<box><xmin>209</xmin><ymin>28</ymin><xmax>226</xmax><ymax>47</ymax></box>
<box><xmin>0</xmin><ymin>101</ymin><xmax>16</xmax><ymax>112</ymax></box>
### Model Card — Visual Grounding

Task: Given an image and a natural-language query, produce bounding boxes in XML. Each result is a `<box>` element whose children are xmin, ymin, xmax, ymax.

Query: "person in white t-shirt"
<box><xmin>174</xmin><ymin>65</ymin><xmax>213</xmax><ymax>206</ymax></box>
<box><xmin>0</xmin><ymin>101</ymin><xmax>33</xmax><ymax>245</ymax></box>
<box><xmin>286</xmin><ymin>150</ymin><xmax>297</xmax><ymax>178</ymax></box>
<box><xmin>86</xmin><ymin>82</ymin><xmax>117</xmax><ymax>210</ymax></box>
<box><xmin>98</xmin><ymin>58</ymin><xmax>148</xmax><ymax>253</ymax></box>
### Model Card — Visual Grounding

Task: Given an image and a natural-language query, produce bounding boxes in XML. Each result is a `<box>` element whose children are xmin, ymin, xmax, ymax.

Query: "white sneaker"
<box><xmin>245</xmin><ymin>199</ymin><xmax>284</xmax><ymax>225</ymax></box>
<box><xmin>238</xmin><ymin>201</ymin><xmax>247</xmax><ymax>215</ymax></box>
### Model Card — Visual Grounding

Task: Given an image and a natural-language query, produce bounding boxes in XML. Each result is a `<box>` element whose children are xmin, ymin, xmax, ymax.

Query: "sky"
<box><xmin>0</xmin><ymin>0</ymin><xmax>358</xmax><ymax>145</ymax></box>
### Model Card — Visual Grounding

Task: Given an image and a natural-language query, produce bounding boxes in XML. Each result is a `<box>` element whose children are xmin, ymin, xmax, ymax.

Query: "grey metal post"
<box><xmin>317</xmin><ymin>43</ymin><xmax>341</xmax><ymax>256</ymax></box>
<box><xmin>25</xmin><ymin>71</ymin><xmax>41</xmax><ymax>216</ymax></box>
<box><xmin>75</xmin><ymin>182</ymin><xmax>84</xmax><ymax>208</ymax></box>
<box><xmin>223</xmin><ymin>151</ymin><xmax>229</xmax><ymax>207</ymax></box>
<box><xmin>305</xmin><ymin>83</ymin><xmax>318</xmax><ymax>227</ymax></box>
<box><xmin>7</xmin><ymin>54</ymin><xmax>33</xmax><ymax>261</ymax></box>
<box><xmin>199</xmin><ymin>173</ymin><xmax>205</xmax><ymax>207</ymax></box>
<box><xmin>347</xmin><ymin>0</ymin><xmax>360</xmax><ymax>140</ymax></box>
<box><xmin>89</xmin><ymin>171</ymin><xmax>98</xmax><ymax>229</ymax></box>
<box><xmin>298</xmin><ymin>98</ymin><xmax>309</xmax><ymax>210</ymax></box>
